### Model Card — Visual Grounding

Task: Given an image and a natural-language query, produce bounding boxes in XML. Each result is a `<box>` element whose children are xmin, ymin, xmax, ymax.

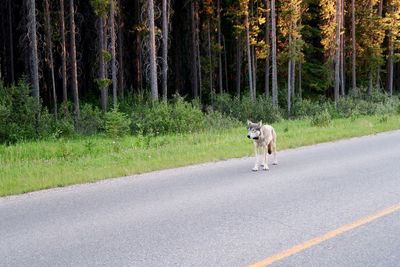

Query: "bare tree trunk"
<box><xmin>291</xmin><ymin>59</ymin><xmax>295</xmax><ymax>100</ymax></box>
<box><xmin>368</xmin><ymin>0</ymin><xmax>373</xmax><ymax>95</ymax></box>
<box><xmin>162</xmin><ymin>0</ymin><xmax>169</xmax><ymax>101</ymax></box>
<box><xmin>98</xmin><ymin>17</ymin><xmax>107</xmax><ymax>112</ymax></box>
<box><xmin>334</xmin><ymin>0</ymin><xmax>341</xmax><ymax>108</ymax></box>
<box><xmin>8</xmin><ymin>0</ymin><xmax>14</xmax><ymax>82</ymax></box>
<box><xmin>217</xmin><ymin>0</ymin><xmax>223</xmax><ymax>93</ymax></box>
<box><xmin>287</xmin><ymin>31</ymin><xmax>292</xmax><ymax>116</ymax></box>
<box><xmin>376</xmin><ymin>0</ymin><xmax>383</xmax><ymax>89</ymax></box>
<box><xmin>340</xmin><ymin>0</ymin><xmax>345</xmax><ymax>96</ymax></box>
<box><xmin>252</xmin><ymin>45</ymin><xmax>257</xmax><ymax>97</ymax></box>
<box><xmin>69</xmin><ymin>0</ymin><xmax>80</xmax><ymax>118</ymax></box>
<box><xmin>298</xmin><ymin>62</ymin><xmax>302</xmax><ymax>98</ymax></box>
<box><xmin>207</xmin><ymin>18</ymin><xmax>214</xmax><ymax>104</ymax></box>
<box><xmin>148</xmin><ymin>0</ymin><xmax>158</xmax><ymax>100</ymax></box>
<box><xmin>387</xmin><ymin>35</ymin><xmax>393</xmax><ymax>96</ymax></box>
<box><xmin>28</xmin><ymin>0</ymin><xmax>40</xmax><ymax>100</ymax></box>
<box><xmin>351</xmin><ymin>0</ymin><xmax>356</xmax><ymax>92</ymax></box>
<box><xmin>271</xmin><ymin>0</ymin><xmax>278</xmax><ymax>107</ymax></box>
<box><xmin>251</xmin><ymin>1</ymin><xmax>257</xmax><ymax>96</ymax></box>
<box><xmin>245</xmin><ymin>5</ymin><xmax>254</xmax><ymax>101</ymax></box>
<box><xmin>190</xmin><ymin>1</ymin><xmax>199</xmax><ymax>98</ymax></box>
<box><xmin>195</xmin><ymin>1</ymin><xmax>202</xmax><ymax>100</ymax></box>
<box><xmin>44</xmin><ymin>0</ymin><xmax>57</xmax><ymax>117</ymax></box>
<box><xmin>287</xmin><ymin>62</ymin><xmax>292</xmax><ymax>116</ymax></box>
<box><xmin>110</xmin><ymin>0</ymin><xmax>117</xmax><ymax>108</ymax></box>
<box><xmin>265</xmin><ymin>0</ymin><xmax>270</xmax><ymax>96</ymax></box>
<box><xmin>223</xmin><ymin>35</ymin><xmax>228</xmax><ymax>93</ymax></box>
<box><xmin>60</xmin><ymin>0</ymin><xmax>68</xmax><ymax>105</ymax></box>
<box><xmin>118</xmin><ymin>15</ymin><xmax>124</xmax><ymax>98</ymax></box>
<box><xmin>236</xmin><ymin>33</ymin><xmax>242</xmax><ymax>97</ymax></box>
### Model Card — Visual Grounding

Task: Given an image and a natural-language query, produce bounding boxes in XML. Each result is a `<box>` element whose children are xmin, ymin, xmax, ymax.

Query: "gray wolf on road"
<box><xmin>247</xmin><ymin>120</ymin><xmax>278</xmax><ymax>171</ymax></box>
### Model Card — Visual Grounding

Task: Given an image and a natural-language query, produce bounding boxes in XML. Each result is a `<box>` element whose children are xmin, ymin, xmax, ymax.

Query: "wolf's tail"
<box><xmin>268</xmin><ymin>143</ymin><xmax>272</xmax><ymax>155</ymax></box>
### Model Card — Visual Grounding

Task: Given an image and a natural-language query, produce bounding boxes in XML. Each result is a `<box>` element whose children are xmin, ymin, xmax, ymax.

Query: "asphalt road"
<box><xmin>1</xmin><ymin>131</ymin><xmax>400</xmax><ymax>267</ymax></box>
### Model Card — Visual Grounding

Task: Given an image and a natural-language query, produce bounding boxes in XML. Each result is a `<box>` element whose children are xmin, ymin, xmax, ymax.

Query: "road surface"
<box><xmin>1</xmin><ymin>130</ymin><xmax>400</xmax><ymax>266</ymax></box>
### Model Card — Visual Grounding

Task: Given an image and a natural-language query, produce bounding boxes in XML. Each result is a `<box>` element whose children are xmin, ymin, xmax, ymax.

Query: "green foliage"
<box><xmin>76</xmin><ymin>104</ymin><xmax>104</xmax><ymax>135</ymax></box>
<box><xmin>311</xmin><ymin>109</ymin><xmax>331</xmax><ymax>127</ymax></box>
<box><xmin>131</xmin><ymin>96</ymin><xmax>205</xmax><ymax>135</ymax></box>
<box><xmin>90</xmin><ymin>0</ymin><xmax>109</xmax><ymax>17</ymax></box>
<box><xmin>213</xmin><ymin>93</ymin><xmax>283</xmax><ymax>124</ymax></box>
<box><xmin>204</xmin><ymin>107</ymin><xmax>241</xmax><ymax>130</ymax></box>
<box><xmin>102</xmin><ymin>50</ymin><xmax>112</xmax><ymax>62</ymax></box>
<box><xmin>0</xmin><ymin>79</ymin><xmax>43</xmax><ymax>143</ymax></box>
<box><xmin>105</xmin><ymin>107</ymin><xmax>131</xmax><ymax>138</ymax></box>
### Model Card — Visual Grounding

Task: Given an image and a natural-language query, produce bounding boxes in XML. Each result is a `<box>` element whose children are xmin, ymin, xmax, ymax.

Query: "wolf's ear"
<box><xmin>247</xmin><ymin>120</ymin><xmax>252</xmax><ymax>126</ymax></box>
<box><xmin>258</xmin><ymin>121</ymin><xmax>263</xmax><ymax>127</ymax></box>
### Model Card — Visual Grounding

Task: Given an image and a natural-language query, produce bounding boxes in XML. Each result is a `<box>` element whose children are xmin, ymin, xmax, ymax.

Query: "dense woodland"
<box><xmin>0</xmin><ymin>0</ymin><xmax>400</xmax><ymax>119</ymax></box>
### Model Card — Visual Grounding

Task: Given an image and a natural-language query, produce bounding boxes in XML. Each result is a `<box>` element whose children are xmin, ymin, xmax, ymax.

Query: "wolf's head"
<box><xmin>247</xmin><ymin>120</ymin><xmax>262</xmax><ymax>140</ymax></box>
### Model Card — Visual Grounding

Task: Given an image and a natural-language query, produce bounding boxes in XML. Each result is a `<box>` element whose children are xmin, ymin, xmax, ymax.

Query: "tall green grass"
<box><xmin>1</xmin><ymin>114</ymin><xmax>400</xmax><ymax>197</ymax></box>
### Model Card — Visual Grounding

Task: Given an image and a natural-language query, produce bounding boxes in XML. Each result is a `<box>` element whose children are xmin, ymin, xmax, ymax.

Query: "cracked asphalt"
<box><xmin>1</xmin><ymin>130</ymin><xmax>400</xmax><ymax>266</ymax></box>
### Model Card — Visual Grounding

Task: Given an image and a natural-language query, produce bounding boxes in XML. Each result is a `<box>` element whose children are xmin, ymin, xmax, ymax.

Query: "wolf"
<box><xmin>247</xmin><ymin>120</ymin><xmax>278</xmax><ymax>171</ymax></box>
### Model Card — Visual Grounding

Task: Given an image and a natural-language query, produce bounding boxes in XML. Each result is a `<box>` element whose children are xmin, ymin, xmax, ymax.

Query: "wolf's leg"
<box><xmin>252</xmin><ymin>143</ymin><xmax>259</xmax><ymax>171</ymax></box>
<box><xmin>272</xmin><ymin>141</ymin><xmax>278</xmax><ymax>165</ymax></box>
<box><xmin>262</xmin><ymin>145</ymin><xmax>269</xmax><ymax>170</ymax></box>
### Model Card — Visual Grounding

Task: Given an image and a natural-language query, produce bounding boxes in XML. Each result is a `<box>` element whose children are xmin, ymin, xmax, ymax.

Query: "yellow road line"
<box><xmin>248</xmin><ymin>203</ymin><xmax>400</xmax><ymax>267</ymax></box>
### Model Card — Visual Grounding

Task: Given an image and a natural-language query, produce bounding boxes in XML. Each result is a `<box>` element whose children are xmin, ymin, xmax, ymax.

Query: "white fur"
<box><xmin>248</xmin><ymin>120</ymin><xmax>278</xmax><ymax>171</ymax></box>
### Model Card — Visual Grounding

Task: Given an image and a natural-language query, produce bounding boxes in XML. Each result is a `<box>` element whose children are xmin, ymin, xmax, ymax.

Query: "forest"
<box><xmin>0</xmin><ymin>0</ymin><xmax>400</xmax><ymax>143</ymax></box>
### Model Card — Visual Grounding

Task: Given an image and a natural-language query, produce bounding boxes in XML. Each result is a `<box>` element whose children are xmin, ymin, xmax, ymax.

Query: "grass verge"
<box><xmin>1</xmin><ymin>114</ymin><xmax>399</xmax><ymax>197</ymax></box>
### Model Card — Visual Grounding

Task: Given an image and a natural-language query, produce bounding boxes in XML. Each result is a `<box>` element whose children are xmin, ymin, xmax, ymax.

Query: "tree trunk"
<box><xmin>217</xmin><ymin>0</ymin><xmax>223</xmax><ymax>93</ymax></box>
<box><xmin>291</xmin><ymin>59</ymin><xmax>295</xmax><ymax>101</ymax></box>
<box><xmin>28</xmin><ymin>0</ymin><xmax>40</xmax><ymax>100</ymax></box>
<box><xmin>334</xmin><ymin>0</ymin><xmax>341</xmax><ymax>108</ymax></box>
<box><xmin>236</xmin><ymin>33</ymin><xmax>242</xmax><ymax>97</ymax></box>
<box><xmin>340</xmin><ymin>0</ymin><xmax>345</xmax><ymax>96</ymax></box>
<box><xmin>245</xmin><ymin>5</ymin><xmax>254</xmax><ymax>102</ymax></box>
<box><xmin>287</xmin><ymin>31</ymin><xmax>292</xmax><ymax>116</ymax></box>
<box><xmin>190</xmin><ymin>1</ymin><xmax>199</xmax><ymax>98</ymax></box>
<box><xmin>44</xmin><ymin>0</ymin><xmax>57</xmax><ymax>117</ymax></box>
<box><xmin>252</xmin><ymin>45</ymin><xmax>257</xmax><ymax>97</ymax></box>
<box><xmin>110</xmin><ymin>0</ymin><xmax>117</xmax><ymax>108</ymax></box>
<box><xmin>223</xmin><ymin>35</ymin><xmax>228</xmax><ymax>93</ymax></box>
<box><xmin>60</xmin><ymin>0</ymin><xmax>68</xmax><ymax>105</ymax></box>
<box><xmin>148</xmin><ymin>0</ymin><xmax>158</xmax><ymax>100</ymax></box>
<box><xmin>99</xmin><ymin>17</ymin><xmax>107</xmax><ymax>112</ymax></box>
<box><xmin>162</xmin><ymin>0</ymin><xmax>169</xmax><ymax>101</ymax></box>
<box><xmin>351</xmin><ymin>0</ymin><xmax>356</xmax><ymax>92</ymax></box>
<box><xmin>368</xmin><ymin>0</ymin><xmax>372</xmax><ymax>95</ymax></box>
<box><xmin>298</xmin><ymin>62</ymin><xmax>302</xmax><ymax>98</ymax></box>
<box><xmin>207</xmin><ymin>18</ymin><xmax>214</xmax><ymax>104</ymax></box>
<box><xmin>265</xmin><ymin>0</ymin><xmax>270</xmax><ymax>96</ymax></box>
<box><xmin>118</xmin><ymin>14</ymin><xmax>124</xmax><ymax>98</ymax></box>
<box><xmin>195</xmin><ymin>1</ymin><xmax>202</xmax><ymax>100</ymax></box>
<box><xmin>271</xmin><ymin>0</ymin><xmax>278</xmax><ymax>107</ymax></box>
<box><xmin>251</xmin><ymin>1</ymin><xmax>257</xmax><ymax>96</ymax></box>
<box><xmin>287</xmin><ymin>61</ymin><xmax>292</xmax><ymax>116</ymax></box>
<box><xmin>387</xmin><ymin>35</ymin><xmax>393</xmax><ymax>96</ymax></box>
<box><xmin>8</xmin><ymin>0</ymin><xmax>14</xmax><ymax>82</ymax></box>
<box><xmin>69</xmin><ymin>0</ymin><xmax>80</xmax><ymax>118</ymax></box>
<box><xmin>376</xmin><ymin>0</ymin><xmax>383</xmax><ymax>89</ymax></box>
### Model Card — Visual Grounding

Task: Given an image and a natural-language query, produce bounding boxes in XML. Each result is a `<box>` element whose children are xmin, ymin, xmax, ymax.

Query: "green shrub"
<box><xmin>337</xmin><ymin>97</ymin><xmax>357</xmax><ymax>118</ymax></box>
<box><xmin>75</xmin><ymin>103</ymin><xmax>104</xmax><ymax>135</ymax></box>
<box><xmin>311</xmin><ymin>109</ymin><xmax>331</xmax><ymax>127</ymax></box>
<box><xmin>214</xmin><ymin>93</ymin><xmax>282</xmax><ymax>124</ymax></box>
<box><xmin>131</xmin><ymin>95</ymin><xmax>205</xmax><ymax>135</ymax></box>
<box><xmin>105</xmin><ymin>107</ymin><xmax>131</xmax><ymax>137</ymax></box>
<box><xmin>292</xmin><ymin>98</ymin><xmax>322</xmax><ymax>118</ymax></box>
<box><xmin>0</xmin><ymin>79</ymin><xmax>43</xmax><ymax>143</ymax></box>
<box><xmin>204</xmin><ymin>107</ymin><xmax>241</xmax><ymax>130</ymax></box>
<box><xmin>0</xmin><ymin>103</ymin><xmax>10</xmax><ymax>143</ymax></box>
